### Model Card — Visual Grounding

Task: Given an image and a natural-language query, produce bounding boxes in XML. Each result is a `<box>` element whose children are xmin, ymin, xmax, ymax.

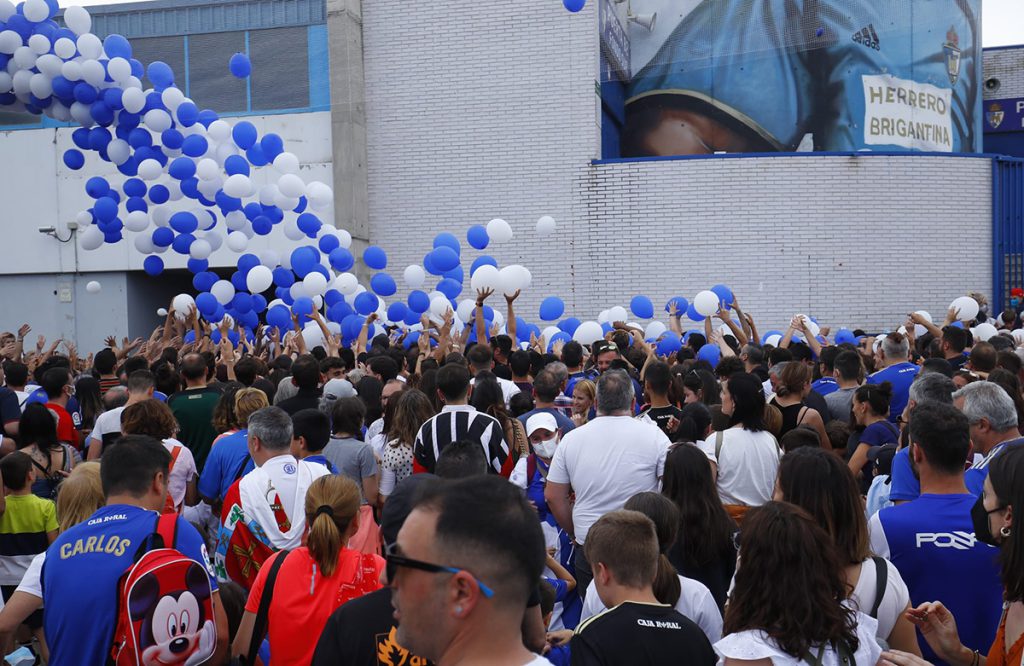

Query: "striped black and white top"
<box><xmin>413</xmin><ymin>405</ymin><xmax>509</xmax><ymax>474</ymax></box>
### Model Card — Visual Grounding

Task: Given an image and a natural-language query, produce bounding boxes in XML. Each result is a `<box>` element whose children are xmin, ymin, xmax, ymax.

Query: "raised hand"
<box><xmin>505</xmin><ymin>289</ymin><xmax>520</xmax><ymax>304</ymax></box>
<box><xmin>16</xmin><ymin>324</ymin><xmax>30</xmax><ymax>340</ymax></box>
<box><xmin>475</xmin><ymin>288</ymin><xmax>494</xmax><ymax>305</ymax></box>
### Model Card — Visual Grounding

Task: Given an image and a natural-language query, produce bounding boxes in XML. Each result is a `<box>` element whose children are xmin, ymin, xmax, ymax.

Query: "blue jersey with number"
<box><xmin>627</xmin><ymin>0</ymin><xmax>981</xmax><ymax>153</ymax></box>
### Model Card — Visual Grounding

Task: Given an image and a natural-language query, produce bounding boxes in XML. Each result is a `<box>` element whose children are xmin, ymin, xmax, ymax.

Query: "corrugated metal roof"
<box><xmin>80</xmin><ymin>0</ymin><xmax>326</xmax><ymax>38</ymax></box>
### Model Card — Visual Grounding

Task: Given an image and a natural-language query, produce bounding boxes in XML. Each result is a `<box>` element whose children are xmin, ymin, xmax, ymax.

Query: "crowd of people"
<box><xmin>0</xmin><ymin>290</ymin><xmax>1020</xmax><ymax>665</ymax></box>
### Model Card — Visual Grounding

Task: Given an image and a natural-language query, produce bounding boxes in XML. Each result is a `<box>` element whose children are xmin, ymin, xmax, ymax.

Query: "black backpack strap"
<box><xmin>242</xmin><ymin>549</ymin><xmax>290</xmax><ymax>665</ymax></box>
<box><xmin>234</xmin><ymin>454</ymin><xmax>252</xmax><ymax>482</ymax></box>
<box><xmin>869</xmin><ymin>556</ymin><xmax>888</xmax><ymax>619</ymax></box>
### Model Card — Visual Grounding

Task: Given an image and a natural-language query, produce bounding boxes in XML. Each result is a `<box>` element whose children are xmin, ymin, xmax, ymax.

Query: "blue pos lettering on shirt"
<box><xmin>41</xmin><ymin>505</ymin><xmax>218</xmax><ymax>666</ymax></box>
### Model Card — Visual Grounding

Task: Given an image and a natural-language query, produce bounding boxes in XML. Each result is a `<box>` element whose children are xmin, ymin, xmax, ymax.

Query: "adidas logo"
<box><xmin>852</xmin><ymin>24</ymin><xmax>880</xmax><ymax>50</ymax></box>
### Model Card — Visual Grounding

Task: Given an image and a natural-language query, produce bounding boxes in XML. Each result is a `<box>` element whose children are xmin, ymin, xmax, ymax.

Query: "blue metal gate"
<box><xmin>993</xmin><ymin>158</ymin><xmax>1024</xmax><ymax>310</ymax></box>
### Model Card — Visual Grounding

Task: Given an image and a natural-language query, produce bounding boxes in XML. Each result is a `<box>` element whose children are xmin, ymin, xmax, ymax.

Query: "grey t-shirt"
<box><xmin>825</xmin><ymin>387</ymin><xmax>857</xmax><ymax>422</ymax></box>
<box><xmin>323</xmin><ymin>436</ymin><xmax>378</xmax><ymax>504</ymax></box>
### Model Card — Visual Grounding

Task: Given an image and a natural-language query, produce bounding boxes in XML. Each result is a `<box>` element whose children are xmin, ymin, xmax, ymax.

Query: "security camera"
<box><xmin>37</xmin><ymin>226</ymin><xmax>55</xmax><ymax>234</ymax></box>
<box><xmin>985</xmin><ymin>78</ymin><xmax>1001</xmax><ymax>93</ymax></box>
<box><xmin>66</xmin><ymin>221</ymin><xmax>79</xmax><ymax>231</ymax></box>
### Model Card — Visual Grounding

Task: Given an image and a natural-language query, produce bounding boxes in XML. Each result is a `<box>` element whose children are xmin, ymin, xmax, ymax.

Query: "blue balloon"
<box><xmin>686</xmin><ymin>303</ymin><xmax>705</xmax><ymax>322</ymax></box>
<box><xmin>466</xmin><ymin>225</ymin><xmax>489</xmax><ymax>250</ymax></box>
<box><xmin>228</xmin><ymin>52</ymin><xmax>252</xmax><ymax>78</ymax></box>
<box><xmin>123</xmin><ymin>178</ymin><xmax>147</xmax><ymax>198</ymax></box>
<box><xmin>125</xmin><ymin>197</ymin><xmax>147</xmax><ymax>213</ymax></box>
<box><xmin>169</xmin><ymin>212</ymin><xmax>198</xmax><ymax>234</ymax></box>
<box><xmin>711</xmin><ymin>284</ymin><xmax>734</xmax><ymax>309</ymax></box>
<box><xmin>224</xmin><ymin>154</ymin><xmax>250</xmax><ymax>177</ymax></box>
<box><xmin>172</xmin><ymin>233</ymin><xmax>194</xmax><ymax>255</ymax></box>
<box><xmin>665</xmin><ymin>296</ymin><xmax>688</xmax><ymax>314</ymax></box>
<box><xmin>697</xmin><ymin>343</ymin><xmax>721</xmax><ymax>368</ymax></box>
<box><xmin>187</xmin><ymin>258</ymin><xmax>208</xmax><ymax>274</ymax></box>
<box><xmin>363</xmin><ymin>246</ymin><xmax>387</xmax><ymax>270</ymax></box>
<box><xmin>371</xmin><ymin>273</ymin><xmax>397</xmax><ymax>296</ymax></box>
<box><xmin>297</xmin><ymin>213</ymin><xmax>321</xmax><ymax>237</ymax></box>
<box><xmin>195</xmin><ymin>292</ymin><xmax>218</xmax><ymax>316</ymax></box>
<box><xmin>834</xmin><ymin>328</ymin><xmax>856</xmax><ymax>346</ymax></box>
<box><xmin>63</xmin><ymin>149</ymin><xmax>85</xmax><ymax>170</ymax></box>
<box><xmin>251</xmin><ymin>216</ymin><xmax>273</xmax><ymax>235</ymax></box>
<box><xmin>290</xmin><ymin>246</ymin><xmax>320</xmax><ymax>278</ymax></box>
<box><xmin>436</xmin><ymin>278</ymin><xmax>461</xmax><ymax>300</ymax></box>
<box><xmin>272</xmin><ymin>267</ymin><xmax>295</xmax><ymax>288</ymax></box>
<box><xmin>193</xmin><ymin>271</ymin><xmax>218</xmax><ymax>292</ymax></box>
<box><xmin>657</xmin><ymin>334</ymin><xmax>683</xmax><ymax>356</ymax></box>
<box><xmin>760</xmin><ymin>330</ymin><xmax>784</xmax><ymax>345</ymax></box>
<box><xmin>387</xmin><ymin>302</ymin><xmax>408</xmax><ymax>322</ymax></box>
<box><xmin>547</xmin><ymin>331</ymin><xmax>571</xmax><ymax>352</ymax></box>
<box><xmin>103</xmin><ymin>34</ymin><xmax>132</xmax><ymax>59</ymax></box>
<box><xmin>470</xmin><ymin>255</ymin><xmax>498</xmax><ymax>275</ymax></box>
<box><xmin>318</xmin><ymin>234</ymin><xmax>340</xmax><ymax>254</ymax></box>
<box><xmin>197</xmin><ymin>109</ymin><xmax>219</xmax><ymax>127</ymax></box>
<box><xmin>260</xmin><ymin>134</ymin><xmax>284</xmax><ymax>159</ymax></box>
<box><xmin>266</xmin><ymin>304</ymin><xmax>292</xmax><ymax>330</ymax></box>
<box><xmin>403</xmin><ymin>331</ymin><xmax>421</xmax><ymax>350</ymax></box>
<box><xmin>430</xmin><ymin>246</ymin><xmax>460</xmax><ymax>272</ymax></box>
<box><xmin>558</xmin><ymin>317</ymin><xmax>581</xmax><ymax>334</ymax></box>
<box><xmin>93</xmin><ymin>197</ymin><xmax>117</xmax><ymax>222</ymax></box>
<box><xmin>563</xmin><ymin>0</ymin><xmax>585</xmax><ymax>11</ymax></box>
<box><xmin>85</xmin><ymin>177</ymin><xmax>109</xmax><ymax>199</ymax></box>
<box><xmin>292</xmin><ymin>297</ymin><xmax>314</xmax><ymax>317</ymax></box>
<box><xmin>152</xmin><ymin>228</ymin><xmax>174</xmax><ymax>247</ymax></box>
<box><xmin>183</xmin><ymin>330</ymin><xmax>196</xmax><ymax>344</ymax></box>
<box><xmin>354</xmin><ymin>292</ymin><xmax>379</xmax><ymax>316</ymax></box>
<box><xmin>423</xmin><ymin>251</ymin><xmax>441</xmax><ymax>277</ymax></box>
<box><xmin>73</xmin><ymin>82</ymin><xmax>97</xmax><ymax>105</ymax></box>
<box><xmin>231</xmin><ymin>293</ymin><xmax>254</xmax><ymax>314</ymax></box>
<box><xmin>72</xmin><ymin>128</ymin><xmax>90</xmax><ymax>150</ymax></box>
<box><xmin>161</xmin><ymin>128</ymin><xmax>184</xmax><ymax>150</ymax></box>
<box><xmin>146</xmin><ymin>61</ymin><xmax>174</xmax><ymax>90</ymax></box>
<box><xmin>539</xmin><ymin>297</ymin><xmax>565</xmax><ymax>321</ymax></box>
<box><xmin>238</xmin><ymin>253</ymin><xmax>260</xmax><ymax>275</ymax></box>
<box><xmin>433</xmin><ymin>233</ymin><xmax>460</xmax><ymax>254</ymax></box>
<box><xmin>328</xmin><ymin>247</ymin><xmax>354</xmax><ymax>272</ymax></box>
<box><xmin>176</xmin><ymin>102</ymin><xmax>199</xmax><ymax>127</ymax></box>
<box><xmin>232</xmin><ymin>121</ymin><xmax>258</xmax><ymax>150</ymax></box>
<box><xmin>630</xmin><ymin>295</ymin><xmax>654</xmax><ymax>319</ymax></box>
<box><xmin>143</xmin><ymin>255</ymin><xmax>164</xmax><ymax>276</ymax></box>
<box><xmin>246</xmin><ymin>144</ymin><xmax>268</xmax><ymax>167</ymax></box>
<box><xmin>180</xmin><ymin>135</ymin><xmax>208</xmax><ymax>158</ymax></box>
<box><xmin>403</xmin><ymin>310</ymin><xmax>421</xmax><ymax>327</ymax></box>
<box><xmin>443</xmin><ymin>265</ymin><xmax>464</xmax><ymax>285</ymax></box>
<box><xmin>407</xmin><ymin>290</ymin><xmax>430</xmax><ymax>314</ymax></box>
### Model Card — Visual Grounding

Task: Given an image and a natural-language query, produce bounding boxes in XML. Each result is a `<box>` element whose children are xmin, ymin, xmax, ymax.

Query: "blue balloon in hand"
<box><xmin>229</xmin><ymin>52</ymin><xmax>252</xmax><ymax>78</ymax></box>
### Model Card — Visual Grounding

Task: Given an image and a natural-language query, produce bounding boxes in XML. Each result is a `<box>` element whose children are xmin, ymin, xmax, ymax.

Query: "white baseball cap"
<box><xmin>525</xmin><ymin>412</ymin><xmax>558</xmax><ymax>436</ymax></box>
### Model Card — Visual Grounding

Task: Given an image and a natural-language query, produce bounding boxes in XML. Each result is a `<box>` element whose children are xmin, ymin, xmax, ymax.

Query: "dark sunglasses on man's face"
<box><xmin>384</xmin><ymin>542</ymin><xmax>495</xmax><ymax>598</ymax></box>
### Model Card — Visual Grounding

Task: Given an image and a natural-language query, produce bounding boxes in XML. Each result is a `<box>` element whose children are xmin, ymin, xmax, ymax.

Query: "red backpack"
<box><xmin>110</xmin><ymin>513</ymin><xmax>217</xmax><ymax>666</ymax></box>
<box><xmin>161</xmin><ymin>445</ymin><xmax>183</xmax><ymax>515</ymax></box>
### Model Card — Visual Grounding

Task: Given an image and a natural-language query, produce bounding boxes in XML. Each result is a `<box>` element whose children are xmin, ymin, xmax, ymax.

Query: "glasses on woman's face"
<box><xmin>384</xmin><ymin>542</ymin><xmax>495</xmax><ymax>598</ymax></box>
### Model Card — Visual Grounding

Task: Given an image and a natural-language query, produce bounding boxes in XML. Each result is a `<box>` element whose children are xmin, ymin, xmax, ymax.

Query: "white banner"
<box><xmin>862</xmin><ymin>74</ymin><xmax>954</xmax><ymax>152</ymax></box>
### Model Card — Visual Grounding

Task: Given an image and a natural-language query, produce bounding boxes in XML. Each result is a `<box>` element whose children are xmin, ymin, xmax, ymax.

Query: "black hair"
<box><xmin>532</xmin><ymin>370</ymin><xmax>560</xmax><ymax>403</ymax></box>
<box><xmin>290</xmin><ymin>354</ymin><xmax>321</xmax><ymax>390</ymax></box>
<box><xmin>435</xmin><ymin>439</ymin><xmax>489</xmax><ymax>478</ymax></box>
<box><xmin>509</xmin><ymin>392</ymin><xmax>535</xmax><ymax>419</ymax></box>
<box><xmin>644</xmin><ymin>361</ymin><xmax>672</xmax><ymax>396</ymax></box>
<box><xmin>538</xmin><ymin>579</ymin><xmax>557</xmax><ymax>618</ymax></box>
<box><xmin>908</xmin><ymin>400</ymin><xmax>970</xmax><ymax>476</ymax></box>
<box><xmin>509</xmin><ymin>350</ymin><xmax>531</xmax><ymax>378</ymax></box>
<box><xmin>561</xmin><ymin>341</ymin><xmax>584</xmax><ymax>369</ymax></box>
<box><xmin>714</xmin><ymin>356</ymin><xmax>745</xmax><ymax>381</ymax></box>
<box><xmin>466</xmin><ymin>344</ymin><xmax>494</xmax><ymax>370</ymax></box>
<box><xmin>18</xmin><ymin>403</ymin><xmax>59</xmax><ymax>452</ymax></box>
<box><xmin>833</xmin><ymin>351</ymin><xmax>863</xmax><ymax>382</ymax></box>
<box><xmin>120</xmin><ymin>355</ymin><xmax>149</xmax><ymax>378</ymax></box>
<box><xmin>234</xmin><ymin>357</ymin><xmax>259</xmax><ymax>386</ymax></box>
<box><xmin>93</xmin><ymin>348</ymin><xmax>117</xmax><ymax>375</ymax></box>
<box><xmin>368</xmin><ymin>355</ymin><xmax>400</xmax><ymax>382</ymax></box>
<box><xmin>3</xmin><ymin>361</ymin><xmax>27</xmax><ymax>387</ymax></box>
<box><xmin>101</xmin><ymin>434</ymin><xmax>172</xmax><ymax>498</ymax></box>
<box><xmin>768</xmin><ymin>347</ymin><xmax>793</xmax><ymax>366</ymax></box>
<box><xmin>942</xmin><ymin>326</ymin><xmax>969</xmax><ymax>353</ymax></box>
<box><xmin>0</xmin><ymin>451</ymin><xmax>32</xmax><ymax>491</ymax></box>
<box><xmin>817</xmin><ymin>346</ymin><xmax>840</xmax><ymax>374</ymax></box>
<box><xmin>292</xmin><ymin>408</ymin><xmax>331</xmax><ymax>453</ymax></box>
<box><xmin>436</xmin><ymin>363</ymin><xmax>471</xmax><ymax>402</ymax></box>
<box><xmin>41</xmin><ymin>367</ymin><xmax>69</xmax><ymax>400</ymax></box>
<box><xmin>330</xmin><ymin>396</ymin><xmax>366</xmax><ymax>437</ymax></box>
<box><xmin>726</xmin><ymin>373</ymin><xmax>767</xmax><ymax>432</ymax></box>
<box><xmin>854</xmin><ymin>382</ymin><xmax>892</xmax><ymax>418</ymax></box>
<box><xmin>779</xmin><ymin>425</ymin><xmax>822</xmax><ymax>453</ymax></box>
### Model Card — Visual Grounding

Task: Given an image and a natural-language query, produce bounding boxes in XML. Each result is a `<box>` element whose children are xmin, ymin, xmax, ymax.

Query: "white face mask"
<box><xmin>533</xmin><ymin>436</ymin><xmax>558</xmax><ymax>459</ymax></box>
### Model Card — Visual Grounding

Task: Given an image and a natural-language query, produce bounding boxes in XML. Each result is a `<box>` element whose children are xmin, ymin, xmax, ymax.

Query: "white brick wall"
<box><xmin>362</xmin><ymin>0</ymin><xmax>992</xmax><ymax>333</ymax></box>
<box><xmin>983</xmin><ymin>48</ymin><xmax>1024</xmax><ymax>100</ymax></box>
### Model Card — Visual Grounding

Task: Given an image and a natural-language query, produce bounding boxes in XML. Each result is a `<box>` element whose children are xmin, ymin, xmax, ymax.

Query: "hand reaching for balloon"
<box><xmin>475</xmin><ymin>288</ymin><xmax>494</xmax><ymax>306</ymax></box>
<box><xmin>944</xmin><ymin>306</ymin><xmax>961</xmax><ymax>326</ymax></box>
<box><xmin>16</xmin><ymin>325</ymin><xmax>30</xmax><ymax>341</ymax></box>
<box><xmin>667</xmin><ymin>301</ymin><xmax>679</xmax><ymax>318</ymax></box>
<box><xmin>505</xmin><ymin>290</ymin><xmax>520</xmax><ymax>304</ymax></box>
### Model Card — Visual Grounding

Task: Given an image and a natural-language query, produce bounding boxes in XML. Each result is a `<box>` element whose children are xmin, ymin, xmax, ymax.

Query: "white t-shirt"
<box><xmin>470</xmin><ymin>376</ymin><xmax>521</xmax><ymax>407</ymax></box>
<box><xmin>698</xmin><ymin>428</ymin><xmax>781</xmax><ymax>506</ymax></box>
<box><xmin>714</xmin><ymin>612</ymin><xmax>882</xmax><ymax>665</ymax></box>
<box><xmin>547</xmin><ymin>416</ymin><xmax>669</xmax><ymax>543</ymax></box>
<box><xmin>580</xmin><ymin>576</ymin><xmax>723</xmax><ymax>643</ymax></box>
<box><xmin>15</xmin><ymin>552</ymin><xmax>44</xmax><ymax>599</ymax></box>
<box><xmin>848</xmin><ymin>557</ymin><xmax>911</xmax><ymax>644</ymax></box>
<box><xmin>89</xmin><ymin>405</ymin><xmax>125</xmax><ymax>446</ymax></box>
<box><xmin>163</xmin><ymin>438</ymin><xmax>197</xmax><ymax>512</ymax></box>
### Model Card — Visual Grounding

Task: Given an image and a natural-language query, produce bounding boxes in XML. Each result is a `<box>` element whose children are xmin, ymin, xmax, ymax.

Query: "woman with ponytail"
<box><xmin>233</xmin><ymin>475</ymin><xmax>384</xmax><ymax>665</ymax></box>
<box><xmin>578</xmin><ymin>491</ymin><xmax>723</xmax><ymax>644</ymax></box>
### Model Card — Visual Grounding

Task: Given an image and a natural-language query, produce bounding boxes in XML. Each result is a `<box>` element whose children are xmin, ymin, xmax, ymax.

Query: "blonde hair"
<box><xmin>55</xmin><ymin>462</ymin><xmax>103</xmax><ymax>533</ymax></box>
<box><xmin>574</xmin><ymin>380</ymin><xmax>596</xmax><ymax>404</ymax></box>
<box><xmin>235</xmin><ymin>388</ymin><xmax>269</xmax><ymax>426</ymax></box>
<box><xmin>304</xmin><ymin>475</ymin><xmax>361</xmax><ymax>577</ymax></box>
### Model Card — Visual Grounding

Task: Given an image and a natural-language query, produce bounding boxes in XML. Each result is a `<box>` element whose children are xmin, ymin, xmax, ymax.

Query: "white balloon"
<box><xmin>258</xmin><ymin>184</ymin><xmax>279</xmax><ymax>206</ymax></box>
<box><xmin>289</xmin><ymin>282</ymin><xmax>308</xmax><ymax>300</ymax></box>
<box><xmin>303</xmin><ymin>271</ymin><xmax>328</xmax><ymax>296</ymax></box>
<box><xmin>75</xmin><ymin>33</ymin><xmax>102</xmax><ymax>59</ymax></box>
<box><xmin>301</xmin><ymin>324</ymin><xmax>325</xmax><ymax>351</ymax></box>
<box><xmin>912</xmin><ymin>311</ymin><xmax>933</xmax><ymax>337</ymax></box>
<box><xmin>693</xmin><ymin>290</ymin><xmax>720</xmax><ymax>317</ymax></box>
<box><xmin>188</xmin><ymin>239</ymin><xmax>212</xmax><ymax>260</ymax></box>
<box><xmin>121</xmin><ymin>87</ymin><xmax>146</xmax><ymax>113</ymax></box>
<box><xmin>0</xmin><ymin>71</ymin><xmax>9</xmax><ymax>94</ymax></box>
<box><xmin>75</xmin><ymin>210</ymin><xmax>92</xmax><ymax>226</ymax></box>
<box><xmin>85</xmin><ymin>280</ymin><xmax>101</xmax><ymax>294</ymax></box>
<box><xmin>950</xmin><ymin>296</ymin><xmax>980</xmax><ymax>322</ymax></box>
<box><xmin>156</xmin><ymin>308</ymin><xmax>168</xmax><ymax>317</ymax></box>
<box><xmin>106</xmin><ymin>138</ymin><xmax>130</xmax><ymax>165</ymax></box>
<box><xmin>430</xmin><ymin>295</ymin><xmax>451</xmax><ymax>318</ymax></box>
<box><xmin>107</xmin><ymin>57</ymin><xmax>131</xmax><ymax>83</ymax></box>
<box><xmin>133</xmin><ymin>233</ymin><xmax>154</xmax><ymax>254</ymax></box>
<box><xmin>53</xmin><ymin>37</ymin><xmax>76</xmax><ymax>60</ymax></box>
<box><xmin>645</xmin><ymin>321</ymin><xmax>667</xmax><ymax>340</ymax></box>
<box><xmin>150</xmin><ymin>207</ymin><xmax>170</xmax><ymax>227</ymax></box>
<box><xmin>23</xmin><ymin>0</ymin><xmax>48</xmax><ymax>21</ymax></box>
<box><xmin>224</xmin><ymin>211</ymin><xmax>246</xmax><ymax>231</ymax></box>
<box><xmin>456</xmin><ymin>299</ymin><xmax>476</xmax><ymax>322</ymax></box>
<box><xmin>34</xmin><ymin>54</ymin><xmax>62</xmax><ymax>77</ymax></box>
<box><xmin>764</xmin><ymin>334</ymin><xmax>782</xmax><ymax>347</ymax></box>
<box><xmin>597</xmin><ymin>310</ymin><xmax>610</xmax><ymax>324</ymax></box>
<box><xmin>79</xmin><ymin>225</ymin><xmax>103</xmax><ymax>250</ymax></box>
<box><xmin>203</xmin><ymin>230</ymin><xmax>223</xmax><ymax>252</ymax></box>
<box><xmin>259</xmin><ymin>250</ymin><xmax>280</xmax><ymax>268</ymax></box>
<box><xmin>81</xmin><ymin>58</ymin><xmax>106</xmax><ymax>86</ymax></box>
<box><xmin>12</xmin><ymin>46</ymin><xmax>35</xmax><ymax>70</ymax></box>
<box><xmin>608</xmin><ymin>306</ymin><xmax>628</xmax><ymax>323</ymax></box>
<box><xmin>143</xmin><ymin>108</ymin><xmax>172</xmax><ymax>133</ymax></box>
<box><xmin>210</xmin><ymin>280</ymin><xmax>235</xmax><ymax>305</ymax></box>
<box><xmin>573</xmin><ymin>321</ymin><xmax>604</xmax><ymax>346</ymax></box>
<box><xmin>541</xmin><ymin>326</ymin><xmax>561</xmax><ymax>343</ymax></box>
<box><xmin>403</xmin><ymin>265</ymin><xmax>426</xmax><ymax>289</ymax></box>
<box><xmin>470</xmin><ymin>264</ymin><xmax>500</xmax><ymax>291</ymax></box>
<box><xmin>498</xmin><ymin>266</ymin><xmax>521</xmax><ymax>296</ymax></box>
<box><xmin>335</xmin><ymin>229</ymin><xmax>352</xmax><ymax>249</ymax></box>
<box><xmin>486</xmin><ymin>218</ymin><xmax>513</xmax><ymax>243</ymax></box>
<box><xmin>137</xmin><ymin>159</ymin><xmax>162</xmax><ymax>181</ymax></box>
<box><xmin>28</xmin><ymin>73</ymin><xmax>51</xmax><ymax>99</ymax></box>
<box><xmin>796</xmin><ymin>315</ymin><xmax>820</xmax><ymax>338</ymax></box>
<box><xmin>334</xmin><ymin>273</ymin><xmax>358</xmax><ymax>295</ymax></box>
<box><xmin>223</xmin><ymin>174</ymin><xmax>251</xmax><ymax>198</ymax></box>
<box><xmin>277</xmin><ymin>173</ymin><xmax>306</xmax><ymax>198</ymax></box>
<box><xmin>246</xmin><ymin>265</ymin><xmax>273</xmax><ymax>293</ymax></box>
<box><xmin>306</xmin><ymin>181</ymin><xmax>333</xmax><ymax>209</ymax></box>
<box><xmin>27</xmin><ymin>34</ymin><xmax>49</xmax><ymax>55</ymax></box>
<box><xmin>124</xmin><ymin>211</ymin><xmax>149</xmax><ymax>232</ymax></box>
<box><xmin>282</xmin><ymin>220</ymin><xmax>305</xmax><ymax>241</ymax></box>
<box><xmin>161</xmin><ymin>86</ymin><xmax>184</xmax><ymax>110</ymax></box>
<box><xmin>273</xmin><ymin>152</ymin><xmax>299</xmax><ymax>174</ymax></box>
<box><xmin>196</xmin><ymin>158</ymin><xmax>218</xmax><ymax>181</ymax></box>
<box><xmin>207</xmin><ymin>120</ymin><xmax>231</xmax><ymax>142</ymax></box>
<box><xmin>536</xmin><ymin>215</ymin><xmax>556</xmax><ymax>236</ymax></box>
<box><xmin>0</xmin><ymin>31</ymin><xmax>20</xmax><ymax>55</ymax></box>
<box><xmin>973</xmin><ymin>323</ymin><xmax>998</xmax><ymax>342</ymax></box>
<box><xmin>0</xmin><ymin>1</ymin><xmax>13</xmax><ymax>21</ymax></box>
<box><xmin>226</xmin><ymin>230</ymin><xmax>248</xmax><ymax>252</ymax></box>
<box><xmin>63</xmin><ymin>6</ymin><xmax>92</xmax><ymax>35</ymax></box>
<box><xmin>10</xmin><ymin>69</ymin><xmax>29</xmax><ymax>95</ymax></box>
<box><xmin>50</xmin><ymin>101</ymin><xmax>71</xmax><ymax>122</ymax></box>
<box><xmin>172</xmin><ymin>294</ymin><xmax>196</xmax><ymax>320</ymax></box>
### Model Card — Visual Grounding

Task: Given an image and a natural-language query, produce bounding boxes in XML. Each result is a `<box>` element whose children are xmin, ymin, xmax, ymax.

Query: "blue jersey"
<box><xmin>964</xmin><ymin>438</ymin><xmax>1024</xmax><ymax>497</ymax></box>
<box><xmin>869</xmin><ymin>494</ymin><xmax>1001</xmax><ymax>664</ymax></box>
<box><xmin>627</xmin><ymin>0</ymin><xmax>981</xmax><ymax>153</ymax></box>
<box><xmin>867</xmin><ymin>362</ymin><xmax>920</xmax><ymax>423</ymax></box>
<box><xmin>42</xmin><ymin>505</ymin><xmax>217</xmax><ymax>666</ymax></box>
<box><xmin>811</xmin><ymin>376</ymin><xmax>839</xmax><ymax>396</ymax></box>
<box><xmin>197</xmin><ymin>430</ymin><xmax>254</xmax><ymax>502</ymax></box>
<box><xmin>888</xmin><ymin>447</ymin><xmax>920</xmax><ymax>502</ymax></box>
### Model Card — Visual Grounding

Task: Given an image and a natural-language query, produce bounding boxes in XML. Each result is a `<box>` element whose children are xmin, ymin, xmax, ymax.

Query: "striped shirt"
<box><xmin>0</xmin><ymin>493</ymin><xmax>56</xmax><ymax>585</ymax></box>
<box><xmin>412</xmin><ymin>405</ymin><xmax>511</xmax><ymax>476</ymax></box>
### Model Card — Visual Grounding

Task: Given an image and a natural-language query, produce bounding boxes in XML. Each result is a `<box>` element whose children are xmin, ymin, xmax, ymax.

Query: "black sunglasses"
<box><xmin>384</xmin><ymin>542</ymin><xmax>495</xmax><ymax>598</ymax></box>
